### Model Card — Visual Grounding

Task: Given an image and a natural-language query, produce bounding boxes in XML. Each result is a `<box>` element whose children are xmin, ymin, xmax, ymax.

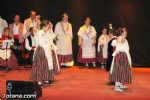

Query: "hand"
<box><xmin>49</xmin><ymin>22</ymin><xmax>53</xmax><ymax>28</ymax></box>
<box><xmin>33</xmin><ymin>28</ymin><xmax>37</xmax><ymax>33</ymax></box>
<box><xmin>32</xmin><ymin>46</ymin><xmax>35</xmax><ymax>50</ymax></box>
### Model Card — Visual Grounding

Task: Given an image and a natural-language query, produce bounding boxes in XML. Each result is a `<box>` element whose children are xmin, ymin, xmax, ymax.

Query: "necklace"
<box><xmin>60</xmin><ymin>21</ymin><xmax>69</xmax><ymax>34</ymax></box>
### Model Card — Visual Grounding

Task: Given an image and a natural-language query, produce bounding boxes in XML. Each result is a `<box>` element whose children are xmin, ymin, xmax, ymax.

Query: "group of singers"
<box><xmin>0</xmin><ymin>10</ymin><xmax>132</xmax><ymax>92</ymax></box>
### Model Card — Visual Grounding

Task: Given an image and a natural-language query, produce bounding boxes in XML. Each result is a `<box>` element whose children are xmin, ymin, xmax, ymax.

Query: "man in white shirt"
<box><xmin>25</xmin><ymin>27</ymin><xmax>36</xmax><ymax>66</ymax></box>
<box><xmin>9</xmin><ymin>15</ymin><xmax>24</xmax><ymax>44</ymax></box>
<box><xmin>0</xmin><ymin>16</ymin><xmax>8</xmax><ymax>38</ymax></box>
<box><xmin>23</xmin><ymin>10</ymin><xmax>40</xmax><ymax>38</ymax></box>
<box><xmin>9</xmin><ymin>15</ymin><xmax>24</xmax><ymax>66</ymax></box>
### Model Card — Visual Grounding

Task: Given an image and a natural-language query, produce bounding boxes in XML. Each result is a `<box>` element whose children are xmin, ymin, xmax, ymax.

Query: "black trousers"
<box><xmin>106</xmin><ymin>56</ymin><xmax>113</xmax><ymax>72</ymax></box>
<box><xmin>25</xmin><ymin>50</ymin><xmax>34</xmax><ymax>65</ymax></box>
<box><xmin>13</xmin><ymin>39</ymin><xmax>24</xmax><ymax>66</ymax></box>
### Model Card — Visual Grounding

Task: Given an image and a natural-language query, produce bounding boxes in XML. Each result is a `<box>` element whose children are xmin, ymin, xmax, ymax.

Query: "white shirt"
<box><xmin>78</xmin><ymin>25</ymin><xmax>97</xmax><ymax>38</ymax></box>
<box><xmin>25</xmin><ymin>35</ymin><xmax>36</xmax><ymax>51</ymax></box>
<box><xmin>23</xmin><ymin>18</ymin><xmax>39</xmax><ymax>35</ymax></box>
<box><xmin>111</xmin><ymin>36</ymin><xmax>117</xmax><ymax>46</ymax></box>
<box><xmin>13</xmin><ymin>23</ymin><xmax>20</xmax><ymax>35</ymax></box>
<box><xmin>54</xmin><ymin>21</ymin><xmax>73</xmax><ymax>55</ymax></box>
<box><xmin>98</xmin><ymin>34</ymin><xmax>110</xmax><ymax>58</ymax></box>
<box><xmin>78</xmin><ymin>25</ymin><xmax>97</xmax><ymax>58</ymax></box>
<box><xmin>55</xmin><ymin>21</ymin><xmax>73</xmax><ymax>38</ymax></box>
<box><xmin>110</xmin><ymin>36</ymin><xmax>132</xmax><ymax>73</ymax></box>
<box><xmin>0</xmin><ymin>18</ymin><xmax>8</xmax><ymax>37</ymax></box>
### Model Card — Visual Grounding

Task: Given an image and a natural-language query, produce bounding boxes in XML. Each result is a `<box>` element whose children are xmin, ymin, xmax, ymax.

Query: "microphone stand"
<box><xmin>5</xmin><ymin>42</ymin><xmax>10</xmax><ymax>72</ymax></box>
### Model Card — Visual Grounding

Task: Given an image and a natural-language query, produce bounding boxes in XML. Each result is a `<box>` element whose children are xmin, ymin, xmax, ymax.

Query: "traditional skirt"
<box><xmin>57</xmin><ymin>54</ymin><xmax>73</xmax><ymax>63</ymax></box>
<box><xmin>77</xmin><ymin>47</ymin><xmax>96</xmax><ymax>63</ymax></box>
<box><xmin>52</xmin><ymin>50</ymin><xmax>61</xmax><ymax>74</ymax></box>
<box><xmin>30</xmin><ymin>46</ymin><xmax>54</xmax><ymax>82</ymax></box>
<box><xmin>0</xmin><ymin>51</ymin><xmax>18</xmax><ymax>69</ymax></box>
<box><xmin>97</xmin><ymin>46</ymin><xmax>107</xmax><ymax>63</ymax></box>
<box><xmin>110</xmin><ymin>52</ymin><xmax>132</xmax><ymax>84</ymax></box>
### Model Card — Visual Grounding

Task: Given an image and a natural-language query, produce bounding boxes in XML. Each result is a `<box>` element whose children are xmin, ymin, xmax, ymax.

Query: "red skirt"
<box><xmin>77</xmin><ymin>47</ymin><xmax>96</xmax><ymax>63</ymax></box>
<box><xmin>110</xmin><ymin>52</ymin><xmax>132</xmax><ymax>84</ymax></box>
<box><xmin>30</xmin><ymin>46</ymin><xmax>54</xmax><ymax>82</ymax></box>
<box><xmin>0</xmin><ymin>51</ymin><xmax>18</xmax><ymax>69</ymax></box>
<box><xmin>97</xmin><ymin>46</ymin><xmax>107</xmax><ymax>63</ymax></box>
<box><xmin>57</xmin><ymin>54</ymin><xmax>73</xmax><ymax>63</ymax></box>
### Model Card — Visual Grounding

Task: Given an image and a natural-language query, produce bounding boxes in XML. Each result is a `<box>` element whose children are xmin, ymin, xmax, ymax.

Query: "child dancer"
<box><xmin>30</xmin><ymin>20</ymin><xmax>60</xmax><ymax>86</ymax></box>
<box><xmin>97</xmin><ymin>27</ymin><xmax>110</xmax><ymax>68</ymax></box>
<box><xmin>110</xmin><ymin>28</ymin><xmax>132</xmax><ymax>92</ymax></box>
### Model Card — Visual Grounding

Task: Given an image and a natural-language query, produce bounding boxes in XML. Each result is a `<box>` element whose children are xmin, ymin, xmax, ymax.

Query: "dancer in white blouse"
<box><xmin>30</xmin><ymin>20</ymin><xmax>60</xmax><ymax>86</ymax></box>
<box><xmin>110</xmin><ymin>28</ymin><xmax>132</xmax><ymax>92</ymax></box>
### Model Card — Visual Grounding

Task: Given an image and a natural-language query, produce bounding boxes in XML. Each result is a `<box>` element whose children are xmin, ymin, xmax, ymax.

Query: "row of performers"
<box><xmin>0</xmin><ymin>11</ymin><xmax>121</xmax><ymax>68</ymax></box>
<box><xmin>0</xmin><ymin>11</ymin><xmax>128</xmax><ymax>68</ymax></box>
<box><xmin>0</xmin><ymin>11</ymin><xmax>132</xmax><ymax>91</ymax></box>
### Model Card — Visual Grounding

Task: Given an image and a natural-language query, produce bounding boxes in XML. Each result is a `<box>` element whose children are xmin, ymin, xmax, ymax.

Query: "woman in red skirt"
<box><xmin>30</xmin><ymin>20</ymin><xmax>60</xmax><ymax>86</ymax></box>
<box><xmin>110</xmin><ymin>28</ymin><xmax>132</xmax><ymax>92</ymax></box>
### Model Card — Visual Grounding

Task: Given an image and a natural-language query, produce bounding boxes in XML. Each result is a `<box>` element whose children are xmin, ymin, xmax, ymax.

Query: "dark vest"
<box><xmin>25</xmin><ymin>35</ymin><xmax>32</xmax><ymax>52</ymax></box>
<box><xmin>108</xmin><ymin>38</ymin><xmax>115</xmax><ymax>56</ymax></box>
<box><xmin>27</xmin><ymin>35</ymin><xmax>32</xmax><ymax>47</ymax></box>
<box><xmin>106</xmin><ymin>37</ymin><xmax>116</xmax><ymax>71</ymax></box>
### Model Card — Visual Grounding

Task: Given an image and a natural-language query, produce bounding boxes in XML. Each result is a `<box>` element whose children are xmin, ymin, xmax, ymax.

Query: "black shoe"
<box><xmin>38</xmin><ymin>83</ymin><xmax>42</xmax><ymax>87</ymax></box>
<box><xmin>49</xmin><ymin>80</ymin><xmax>53</xmax><ymax>84</ymax></box>
<box><xmin>106</xmin><ymin>82</ymin><xmax>115</xmax><ymax>85</ymax></box>
<box><xmin>44</xmin><ymin>80</ymin><xmax>53</xmax><ymax>84</ymax></box>
<box><xmin>39</xmin><ymin>84</ymin><xmax>42</xmax><ymax>87</ymax></box>
<box><xmin>61</xmin><ymin>65</ymin><xmax>67</xmax><ymax>68</ymax></box>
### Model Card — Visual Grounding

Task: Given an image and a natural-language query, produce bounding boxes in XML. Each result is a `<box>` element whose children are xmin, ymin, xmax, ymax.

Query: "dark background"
<box><xmin>0</xmin><ymin>0</ymin><xmax>150</xmax><ymax>66</ymax></box>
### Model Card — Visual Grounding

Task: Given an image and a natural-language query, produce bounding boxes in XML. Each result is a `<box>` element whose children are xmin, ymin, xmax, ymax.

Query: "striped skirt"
<box><xmin>0</xmin><ymin>51</ymin><xmax>18</xmax><ymax>69</ymax></box>
<box><xmin>30</xmin><ymin>46</ymin><xmax>54</xmax><ymax>82</ymax></box>
<box><xmin>52</xmin><ymin>50</ymin><xmax>61</xmax><ymax>74</ymax></box>
<box><xmin>110</xmin><ymin>52</ymin><xmax>132</xmax><ymax>84</ymax></box>
<box><xmin>77</xmin><ymin>47</ymin><xmax>96</xmax><ymax>63</ymax></box>
<box><xmin>57</xmin><ymin>54</ymin><xmax>73</xmax><ymax>63</ymax></box>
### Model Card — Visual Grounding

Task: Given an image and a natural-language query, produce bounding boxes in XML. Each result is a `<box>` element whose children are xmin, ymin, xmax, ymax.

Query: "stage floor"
<box><xmin>0</xmin><ymin>66</ymin><xmax>150</xmax><ymax>100</ymax></box>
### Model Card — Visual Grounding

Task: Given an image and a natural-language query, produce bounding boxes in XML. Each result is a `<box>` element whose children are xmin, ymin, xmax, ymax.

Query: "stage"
<box><xmin>0</xmin><ymin>66</ymin><xmax>150</xmax><ymax>100</ymax></box>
